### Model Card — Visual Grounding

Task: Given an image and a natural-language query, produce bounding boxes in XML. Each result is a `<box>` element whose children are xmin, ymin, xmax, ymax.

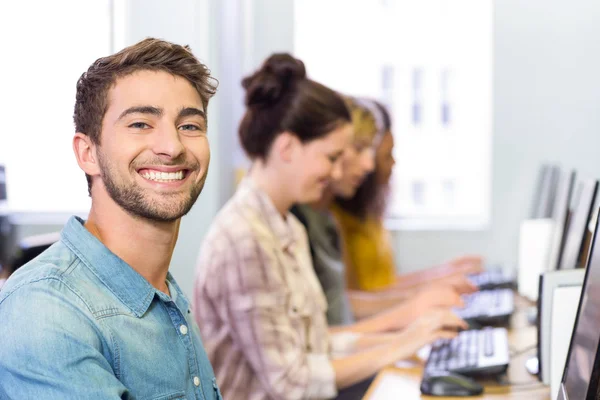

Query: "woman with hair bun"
<box><xmin>193</xmin><ymin>54</ymin><xmax>465</xmax><ymax>400</ymax></box>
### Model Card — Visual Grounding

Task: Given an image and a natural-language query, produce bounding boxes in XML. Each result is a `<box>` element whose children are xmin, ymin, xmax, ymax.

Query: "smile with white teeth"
<box><xmin>140</xmin><ymin>170</ymin><xmax>185</xmax><ymax>182</ymax></box>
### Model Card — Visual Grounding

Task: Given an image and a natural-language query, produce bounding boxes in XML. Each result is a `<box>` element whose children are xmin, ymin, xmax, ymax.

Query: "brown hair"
<box><xmin>336</xmin><ymin>100</ymin><xmax>393</xmax><ymax>220</ymax></box>
<box><xmin>73</xmin><ymin>38</ymin><xmax>218</xmax><ymax>194</ymax></box>
<box><xmin>344</xmin><ymin>97</ymin><xmax>378</xmax><ymax>148</ymax></box>
<box><xmin>239</xmin><ymin>53</ymin><xmax>350</xmax><ymax>159</ymax></box>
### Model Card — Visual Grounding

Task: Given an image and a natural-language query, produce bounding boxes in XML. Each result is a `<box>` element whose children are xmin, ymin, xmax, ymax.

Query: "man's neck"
<box><xmin>85</xmin><ymin>194</ymin><xmax>178</xmax><ymax>296</ymax></box>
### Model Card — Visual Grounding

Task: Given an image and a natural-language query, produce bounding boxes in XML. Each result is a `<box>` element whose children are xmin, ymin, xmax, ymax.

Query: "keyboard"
<box><xmin>424</xmin><ymin>327</ymin><xmax>510</xmax><ymax>376</ymax></box>
<box><xmin>455</xmin><ymin>289</ymin><xmax>514</xmax><ymax>325</ymax></box>
<box><xmin>469</xmin><ymin>267</ymin><xmax>516</xmax><ymax>290</ymax></box>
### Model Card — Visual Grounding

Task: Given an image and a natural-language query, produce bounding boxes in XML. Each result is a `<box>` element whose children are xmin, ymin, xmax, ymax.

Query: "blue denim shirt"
<box><xmin>0</xmin><ymin>217</ymin><xmax>222</xmax><ymax>400</ymax></box>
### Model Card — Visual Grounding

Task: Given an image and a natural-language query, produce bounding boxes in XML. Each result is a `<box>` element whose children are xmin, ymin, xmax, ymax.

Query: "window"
<box><xmin>294</xmin><ymin>0</ymin><xmax>492</xmax><ymax>230</ymax></box>
<box><xmin>0</xmin><ymin>1</ymin><xmax>113</xmax><ymax>215</ymax></box>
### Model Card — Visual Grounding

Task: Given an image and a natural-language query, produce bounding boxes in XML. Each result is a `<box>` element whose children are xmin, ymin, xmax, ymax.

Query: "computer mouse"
<box><xmin>420</xmin><ymin>371</ymin><xmax>484</xmax><ymax>397</ymax></box>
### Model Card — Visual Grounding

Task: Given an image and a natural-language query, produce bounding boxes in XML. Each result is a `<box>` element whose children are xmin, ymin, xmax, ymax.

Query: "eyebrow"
<box><xmin>117</xmin><ymin>106</ymin><xmax>163</xmax><ymax>122</ymax></box>
<box><xmin>330</xmin><ymin>149</ymin><xmax>344</xmax><ymax>159</ymax></box>
<box><xmin>177</xmin><ymin>107</ymin><xmax>206</xmax><ymax>121</ymax></box>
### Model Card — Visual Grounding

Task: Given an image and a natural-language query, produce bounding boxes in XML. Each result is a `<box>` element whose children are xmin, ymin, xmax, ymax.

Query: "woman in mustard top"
<box><xmin>333</xmin><ymin>100</ymin><xmax>483</xmax><ymax>293</ymax></box>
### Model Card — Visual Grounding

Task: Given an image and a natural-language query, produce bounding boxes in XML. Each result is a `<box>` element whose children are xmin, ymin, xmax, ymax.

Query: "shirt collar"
<box><xmin>237</xmin><ymin>178</ymin><xmax>297</xmax><ymax>251</ymax></box>
<box><xmin>60</xmin><ymin>216</ymin><xmax>185</xmax><ymax>317</ymax></box>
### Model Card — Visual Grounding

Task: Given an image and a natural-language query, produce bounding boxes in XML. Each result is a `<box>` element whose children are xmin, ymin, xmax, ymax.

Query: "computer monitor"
<box><xmin>558</xmin><ymin>207</ymin><xmax>600</xmax><ymax>400</ymax></box>
<box><xmin>538</xmin><ymin>268</ymin><xmax>585</xmax><ymax>384</ymax></box>
<box><xmin>547</xmin><ymin>170</ymin><xmax>576</xmax><ymax>271</ymax></box>
<box><xmin>559</xmin><ymin>179</ymin><xmax>598</xmax><ymax>270</ymax></box>
<box><xmin>532</xmin><ymin>164</ymin><xmax>560</xmax><ymax>219</ymax></box>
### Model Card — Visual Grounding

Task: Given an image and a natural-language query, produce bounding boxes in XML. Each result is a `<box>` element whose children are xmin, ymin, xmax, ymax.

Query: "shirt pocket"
<box><xmin>150</xmin><ymin>392</ymin><xmax>186</xmax><ymax>400</ymax></box>
<box><xmin>287</xmin><ymin>292</ymin><xmax>317</xmax><ymax>351</ymax></box>
<box><xmin>212</xmin><ymin>377</ymin><xmax>224</xmax><ymax>400</ymax></box>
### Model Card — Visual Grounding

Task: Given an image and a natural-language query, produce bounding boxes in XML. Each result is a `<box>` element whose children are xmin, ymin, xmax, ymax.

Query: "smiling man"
<box><xmin>0</xmin><ymin>39</ymin><xmax>221</xmax><ymax>399</ymax></box>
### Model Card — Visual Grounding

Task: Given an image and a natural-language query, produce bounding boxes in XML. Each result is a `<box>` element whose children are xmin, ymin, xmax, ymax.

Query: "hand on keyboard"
<box><xmin>442</xmin><ymin>274</ymin><xmax>479</xmax><ymax>295</ymax></box>
<box><xmin>401</xmin><ymin>309</ymin><xmax>469</xmax><ymax>351</ymax></box>
<box><xmin>415</xmin><ymin>285</ymin><xmax>465</xmax><ymax>310</ymax></box>
<box><xmin>449</xmin><ymin>255</ymin><xmax>484</xmax><ymax>275</ymax></box>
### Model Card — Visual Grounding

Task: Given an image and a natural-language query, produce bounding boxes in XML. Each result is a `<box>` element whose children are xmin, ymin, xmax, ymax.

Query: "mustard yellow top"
<box><xmin>331</xmin><ymin>205</ymin><xmax>396</xmax><ymax>291</ymax></box>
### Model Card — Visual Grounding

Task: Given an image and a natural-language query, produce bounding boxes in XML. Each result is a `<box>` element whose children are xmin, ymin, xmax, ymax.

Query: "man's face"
<box><xmin>94</xmin><ymin>70</ymin><xmax>210</xmax><ymax>222</ymax></box>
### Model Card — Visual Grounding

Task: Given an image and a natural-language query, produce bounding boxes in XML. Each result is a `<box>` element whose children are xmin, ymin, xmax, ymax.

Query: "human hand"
<box><xmin>441</xmin><ymin>274</ymin><xmax>479</xmax><ymax>295</ymax></box>
<box><xmin>400</xmin><ymin>309</ymin><xmax>468</xmax><ymax>350</ymax></box>
<box><xmin>415</xmin><ymin>284</ymin><xmax>465</xmax><ymax>310</ymax></box>
<box><xmin>449</xmin><ymin>255</ymin><xmax>484</xmax><ymax>275</ymax></box>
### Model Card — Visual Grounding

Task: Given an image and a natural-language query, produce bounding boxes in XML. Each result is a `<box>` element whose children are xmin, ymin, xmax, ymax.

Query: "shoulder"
<box><xmin>0</xmin><ymin>263</ymin><xmax>103</xmax><ymax>352</ymax></box>
<box><xmin>288</xmin><ymin>212</ymin><xmax>310</xmax><ymax>247</ymax></box>
<box><xmin>0</xmin><ymin>240</ymin><xmax>118</xmax><ymax>324</ymax></box>
<box><xmin>1</xmin><ymin>241</ymin><xmax>85</xmax><ymax>303</ymax></box>
<box><xmin>195</xmin><ymin>198</ymin><xmax>275</xmax><ymax>295</ymax></box>
<box><xmin>199</xmin><ymin>197</ymin><xmax>261</xmax><ymax>262</ymax></box>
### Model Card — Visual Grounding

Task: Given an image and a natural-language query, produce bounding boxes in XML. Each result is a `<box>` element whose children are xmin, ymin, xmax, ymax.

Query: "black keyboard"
<box><xmin>455</xmin><ymin>289</ymin><xmax>514</xmax><ymax>325</ymax></box>
<box><xmin>469</xmin><ymin>267</ymin><xmax>516</xmax><ymax>290</ymax></box>
<box><xmin>424</xmin><ymin>327</ymin><xmax>510</xmax><ymax>376</ymax></box>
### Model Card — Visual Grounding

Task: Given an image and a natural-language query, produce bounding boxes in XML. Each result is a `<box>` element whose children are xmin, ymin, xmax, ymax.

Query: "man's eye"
<box><xmin>180</xmin><ymin>124</ymin><xmax>201</xmax><ymax>131</ymax></box>
<box><xmin>128</xmin><ymin>122</ymin><xmax>150</xmax><ymax>129</ymax></box>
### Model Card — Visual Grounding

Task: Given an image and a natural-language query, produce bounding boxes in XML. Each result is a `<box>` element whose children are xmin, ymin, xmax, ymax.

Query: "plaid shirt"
<box><xmin>194</xmin><ymin>178</ymin><xmax>356</xmax><ymax>400</ymax></box>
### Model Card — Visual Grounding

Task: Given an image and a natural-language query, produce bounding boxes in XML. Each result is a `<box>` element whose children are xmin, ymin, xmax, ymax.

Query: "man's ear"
<box><xmin>73</xmin><ymin>133</ymin><xmax>101</xmax><ymax>177</ymax></box>
<box><xmin>272</xmin><ymin>131</ymin><xmax>298</xmax><ymax>163</ymax></box>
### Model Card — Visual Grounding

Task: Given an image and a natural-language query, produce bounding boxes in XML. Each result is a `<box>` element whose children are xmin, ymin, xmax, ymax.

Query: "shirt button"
<box><xmin>193</xmin><ymin>376</ymin><xmax>200</xmax><ymax>387</ymax></box>
<box><xmin>179</xmin><ymin>325</ymin><xmax>188</xmax><ymax>335</ymax></box>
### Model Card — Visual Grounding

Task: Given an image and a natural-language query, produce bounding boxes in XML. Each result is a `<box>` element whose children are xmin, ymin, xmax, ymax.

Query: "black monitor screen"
<box><xmin>549</xmin><ymin>170</ymin><xmax>576</xmax><ymax>270</ymax></box>
<box><xmin>560</xmin><ymin>207</ymin><xmax>600</xmax><ymax>399</ymax></box>
<box><xmin>559</xmin><ymin>179</ymin><xmax>598</xmax><ymax>270</ymax></box>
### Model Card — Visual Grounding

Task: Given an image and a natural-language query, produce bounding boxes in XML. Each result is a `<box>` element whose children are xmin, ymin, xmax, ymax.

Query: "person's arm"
<box><xmin>331</xmin><ymin>310</ymin><xmax>467</xmax><ymax>389</ymax></box>
<box><xmin>393</xmin><ymin>255</ymin><xmax>485</xmax><ymax>290</ymax></box>
<box><xmin>0</xmin><ymin>280</ymin><xmax>127</xmax><ymax>399</ymax></box>
<box><xmin>346</xmin><ymin>287</ymin><xmax>417</xmax><ymax>318</ymax></box>
<box><xmin>334</xmin><ymin>284</ymin><xmax>464</xmax><ymax>332</ymax></box>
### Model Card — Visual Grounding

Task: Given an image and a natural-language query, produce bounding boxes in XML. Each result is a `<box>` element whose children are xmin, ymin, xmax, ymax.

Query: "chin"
<box><xmin>337</xmin><ymin>187</ymin><xmax>356</xmax><ymax>200</ymax></box>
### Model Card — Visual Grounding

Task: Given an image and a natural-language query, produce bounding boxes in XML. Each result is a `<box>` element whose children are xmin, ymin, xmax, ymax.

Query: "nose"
<box><xmin>152</xmin><ymin>125</ymin><xmax>185</xmax><ymax>160</ymax></box>
<box><xmin>330</xmin><ymin>158</ymin><xmax>343</xmax><ymax>181</ymax></box>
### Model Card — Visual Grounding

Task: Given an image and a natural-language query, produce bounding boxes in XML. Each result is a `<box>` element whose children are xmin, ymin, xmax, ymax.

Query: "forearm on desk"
<box><xmin>331</xmin><ymin>336</ymin><xmax>418</xmax><ymax>390</ymax></box>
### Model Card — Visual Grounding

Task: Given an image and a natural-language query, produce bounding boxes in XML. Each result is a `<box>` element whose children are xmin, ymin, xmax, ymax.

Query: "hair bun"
<box><xmin>242</xmin><ymin>53</ymin><xmax>306</xmax><ymax>107</ymax></box>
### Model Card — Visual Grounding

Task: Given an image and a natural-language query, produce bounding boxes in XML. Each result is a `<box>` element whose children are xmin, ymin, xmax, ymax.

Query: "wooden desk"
<box><xmin>364</xmin><ymin>297</ymin><xmax>551</xmax><ymax>399</ymax></box>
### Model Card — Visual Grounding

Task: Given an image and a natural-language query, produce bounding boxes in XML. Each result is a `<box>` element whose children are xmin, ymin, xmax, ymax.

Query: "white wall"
<box><xmin>392</xmin><ymin>0</ymin><xmax>600</xmax><ymax>272</ymax></box>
